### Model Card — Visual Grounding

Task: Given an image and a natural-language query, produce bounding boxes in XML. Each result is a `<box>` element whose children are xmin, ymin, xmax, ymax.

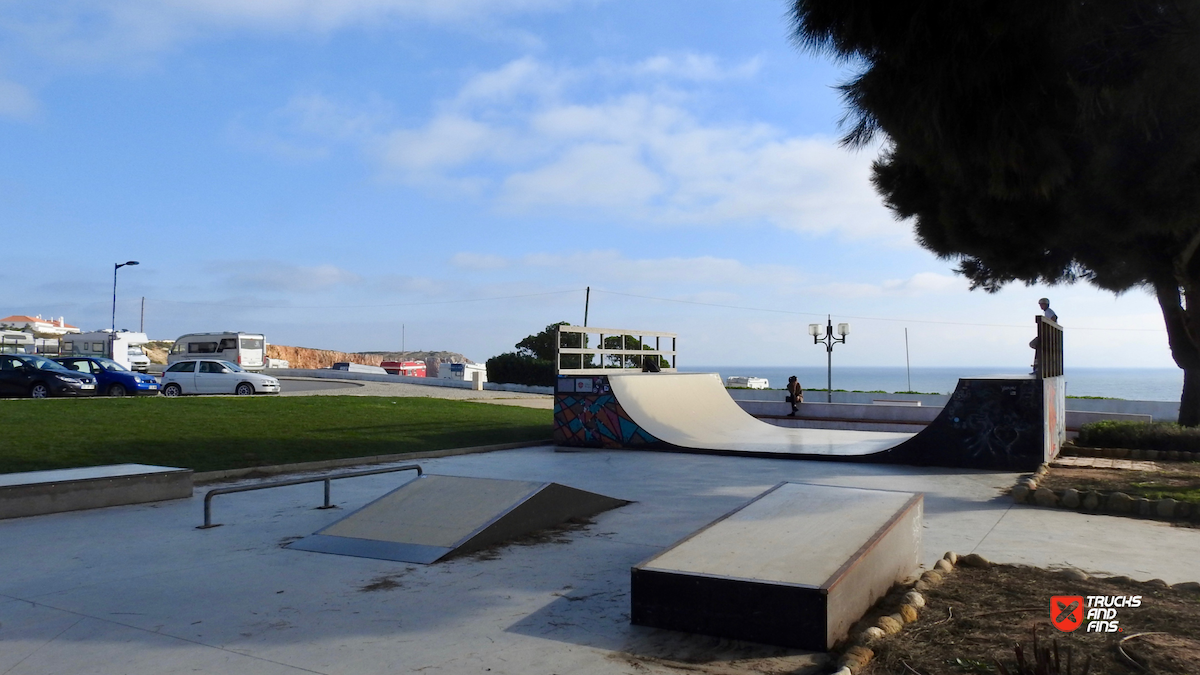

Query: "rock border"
<box><xmin>1011</xmin><ymin>462</ymin><xmax>1200</xmax><ymax>523</ymax></box>
<box><xmin>830</xmin><ymin>551</ymin><xmax>991</xmax><ymax>675</ymax></box>
<box><xmin>1061</xmin><ymin>443</ymin><xmax>1199</xmax><ymax>461</ymax></box>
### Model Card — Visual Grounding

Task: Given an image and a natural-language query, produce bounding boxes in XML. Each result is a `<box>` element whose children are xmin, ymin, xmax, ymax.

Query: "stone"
<box><xmin>877</xmin><ymin>616</ymin><xmax>903</xmax><ymax>635</ymax></box>
<box><xmin>943</xmin><ymin>551</ymin><xmax>958</xmax><ymax>565</ymax></box>
<box><xmin>1114</xmin><ymin>447</ymin><xmax>1130</xmax><ymax>459</ymax></box>
<box><xmin>934</xmin><ymin>559</ymin><xmax>953</xmax><ymax>573</ymax></box>
<box><xmin>1171</xmin><ymin>581</ymin><xmax>1200</xmax><ymax>592</ymax></box>
<box><xmin>1167</xmin><ymin>450</ymin><xmax>1181</xmax><ymax>461</ymax></box>
<box><xmin>1060</xmin><ymin>568</ymin><xmax>1089</xmax><ymax>581</ymax></box>
<box><xmin>1146</xmin><ymin>579</ymin><xmax>1168</xmax><ymax>588</ymax></box>
<box><xmin>1130</xmin><ymin>449</ymin><xmax>1144</xmax><ymax>459</ymax></box>
<box><xmin>862</xmin><ymin>626</ymin><xmax>886</xmax><ymax>641</ymax></box>
<box><xmin>920</xmin><ymin>570</ymin><xmax>943</xmax><ymax>584</ymax></box>
<box><xmin>1082</xmin><ymin>491</ymin><xmax>1101</xmax><ymax>510</ymax></box>
<box><xmin>1136</xmin><ymin>498</ymin><xmax>1153</xmax><ymax>517</ymax></box>
<box><xmin>1035</xmin><ymin>464</ymin><xmax>1050</xmax><ymax>476</ymax></box>
<box><xmin>899</xmin><ymin>604</ymin><xmax>919</xmax><ymax>623</ymax></box>
<box><xmin>1155</xmin><ymin>499</ymin><xmax>1177</xmax><ymax>519</ymax></box>
<box><xmin>959</xmin><ymin>553</ymin><xmax>992</xmax><ymax>569</ymax></box>
<box><xmin>913</xmin><ymin>580</ymin><xmax>931</xmax><ymax>592</ymax></box>
<box><xmin>1146</xmin><ymin>450</ymin><xmax>1160</xmax><ymax>460</ymax></box>
<box><xmin>1175</xmin><ymin>502</ymin><xmax>1191</xmax><ymax>519</ymax></box>
<box><xmin>903</xmin><ymin>591</ymin><xmax>926</xmax><ymax>608</ymax></box>
<box><xmin>1060</xmin><ymin>488</ymin><xmax>1081</xmax><ymax>509</ymax></box>
<box><xmin>1034</xmin><ymin>488</ymin><xmax>1058</xmax><ymax>507</ymax></box>
<box><xmin>1107</xmin><ymin>492</ymin><xmax>1133</xmax><ymax>513</ymax></box>
<box><xmin>831</xmin><ymin>668</ymin><xmax>853</xmax><ymax>675</ymax></box>
<box><xmin>1012</xmin><ymin>485</ymin><xmax>1030</xmax><ymax>503</ymax></box>
<box><xmin>1021</xmin><ymin>477</ymin><xmax>1039</xmax><ymax>490</ymax></box>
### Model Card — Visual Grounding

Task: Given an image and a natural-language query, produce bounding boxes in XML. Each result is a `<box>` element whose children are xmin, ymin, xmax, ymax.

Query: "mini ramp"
<box><xmin>554</xmin><ymin>372</ymin><xmax>1064</xmax><ymax>470</ymax></box>
<box><xmin>288</xmin><ymin>475</ymin><xmax>629</xmax><ymax>564</ymax></box>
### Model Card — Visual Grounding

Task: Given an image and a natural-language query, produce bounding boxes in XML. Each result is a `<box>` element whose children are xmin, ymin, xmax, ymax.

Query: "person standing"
<box><xmin>786</xmin><ymin>375</ymin><xmax>804</xmax><ymax>416</ymax></box>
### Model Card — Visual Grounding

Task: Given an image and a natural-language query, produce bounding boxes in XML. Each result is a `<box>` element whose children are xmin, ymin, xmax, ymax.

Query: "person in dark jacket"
<box><xmin>786</xmin><ymin>375</ymin><xmax>803</xmax><ymax>416</ymax></box>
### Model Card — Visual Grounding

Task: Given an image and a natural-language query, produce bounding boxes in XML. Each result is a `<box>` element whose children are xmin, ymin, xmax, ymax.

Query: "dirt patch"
<box><xmin>859</xmin><ymin>565</ymin><xmax>1200</xmax><ymax>675</ymax></box>
<box><xmin>1039</xmin><ymin>463</ymin><xmax>1200</xmax><ymax>506</ymax></box>
<box><xmin>468</xmin><ymin>517</ymin><xmax>596</xmax><ymax>561</ymax></box>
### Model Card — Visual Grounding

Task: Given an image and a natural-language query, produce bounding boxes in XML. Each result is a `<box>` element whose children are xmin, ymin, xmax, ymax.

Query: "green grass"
<box><xmin>0</xmin><ymin>396</ymin><xmax>551</xmax><ymax>474</ymax></box>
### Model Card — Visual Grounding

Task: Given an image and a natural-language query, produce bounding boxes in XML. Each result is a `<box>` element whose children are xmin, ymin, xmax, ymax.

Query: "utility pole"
<box><xmin>584</xmin><ymin>286</ymin><xmax>590</xmax><ymax>327</ymax></box>
<box><xmin>140</xmin><ymin>297</ymin><xmax>145</xmax><ymax>333</ymax></box>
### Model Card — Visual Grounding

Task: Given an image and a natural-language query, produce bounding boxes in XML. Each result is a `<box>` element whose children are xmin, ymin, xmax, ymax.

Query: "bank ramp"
<box><xmin>288</xmin><ymin>474</ymin><xmax>629</xmax><ymax>564</ymax></box>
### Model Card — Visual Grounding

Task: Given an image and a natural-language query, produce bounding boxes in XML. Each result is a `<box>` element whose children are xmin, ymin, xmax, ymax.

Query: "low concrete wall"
<box><xmin>0</xmin><ymin>464</ymin><xmax>193</xmax><ymax>520</ymax></box>
<box><xmin>267</xmin><ymin>369</ymin><xmax>553</xmax><ymax>395</ymax></box>
<box><xmin>736</xmin><ymin>400</ymin><xmax>1152</xmax><ymax>435</ymax></box>
<box><xmin>727</xmin><ymin>388</ymin><xmax>1179</xmax><ymax>422</ymax></box>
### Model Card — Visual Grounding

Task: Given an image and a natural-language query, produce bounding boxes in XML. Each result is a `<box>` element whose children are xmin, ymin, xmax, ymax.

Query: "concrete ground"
<box><xmin>3</xmin><ymin>445</ymin><xmax>1199</xmax><ymax>675</ymax></box>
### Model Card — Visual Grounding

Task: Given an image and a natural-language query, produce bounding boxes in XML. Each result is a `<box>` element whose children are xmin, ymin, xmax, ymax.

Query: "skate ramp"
<box><xmin>608</xmin><ymin>372</ymin><xmax>913</xmax><ymax>456</ymax></box>
<box><xmin>288</xmin><ymin>475</ymin><xmax>630</xmax><ymax>564</ymax></box>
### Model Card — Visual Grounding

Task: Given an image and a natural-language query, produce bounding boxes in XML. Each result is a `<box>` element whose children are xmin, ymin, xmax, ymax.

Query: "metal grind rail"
<box><xmin>199</xmin><ymin>464</ymin><xmax>423</xmax><ymax>529</ymax></box>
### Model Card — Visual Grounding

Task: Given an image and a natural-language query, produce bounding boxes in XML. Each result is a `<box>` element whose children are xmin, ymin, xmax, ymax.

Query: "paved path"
<box><xmin>278</xmin><ymin>376</ymin><xmax>553</xmax><ymax>409</ymax></box>
<box><xmin>2</xmin><ymin>446</ymin><xmax>1197</xmax><ymax>675</ymax></box>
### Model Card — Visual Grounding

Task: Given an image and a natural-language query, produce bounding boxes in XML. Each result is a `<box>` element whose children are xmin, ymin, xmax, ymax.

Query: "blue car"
<box><xmin>54</xmin><ymin>356</ymin><xmax>160</xmax><ymax>397</ymax></box>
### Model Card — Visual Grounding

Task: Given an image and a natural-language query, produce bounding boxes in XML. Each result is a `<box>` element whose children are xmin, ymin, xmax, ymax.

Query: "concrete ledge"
<box><xmin>192</xmin><ymin>439</ymin><xmax>553</xmax><ymax>483</ymax></box>
<box><xmin>0</xmin><ymin>464</ymin><xmax>193</xmax><ymax>520</ymax></box>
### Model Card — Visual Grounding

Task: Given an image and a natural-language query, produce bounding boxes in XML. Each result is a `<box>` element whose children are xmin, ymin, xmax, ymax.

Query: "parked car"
<box><xmin>0</xmin><ymin>353</ymin><xmax>98</xmax><ymax>398</ymax></box>
<box><xmin>53</xmin><ymin>356</ymin><xmax>160</xmax><ymax>397</ymax></box>
<box><xmin>160</xmin><ymin>359</ymin><xmax>280</xmax><ymax>397</ymax></box>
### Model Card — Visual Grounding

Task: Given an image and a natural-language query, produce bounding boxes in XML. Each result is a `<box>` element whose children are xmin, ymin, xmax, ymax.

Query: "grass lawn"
<box><xmin>0</xmin><ymin>396</ymin><xmax>551</xmax><ymax>474</ymax></box>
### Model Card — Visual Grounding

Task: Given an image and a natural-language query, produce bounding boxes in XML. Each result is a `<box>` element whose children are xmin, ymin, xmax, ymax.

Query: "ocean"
<box><xmin>679</xmin><ymin>365</ymin><xmax>1184</xmax><ymax>402</ymax></box>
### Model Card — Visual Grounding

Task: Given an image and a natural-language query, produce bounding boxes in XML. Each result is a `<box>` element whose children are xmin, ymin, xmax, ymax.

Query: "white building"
<box><xmin>0</xmin><ymin>314</ymin><xmax>81</xmax><ymax>336</ymax></box>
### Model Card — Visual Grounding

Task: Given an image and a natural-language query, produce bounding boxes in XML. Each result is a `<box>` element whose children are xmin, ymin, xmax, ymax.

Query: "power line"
<box><xmin>591</xmin><ymin>289</ymin><xmax>1165</xmax><ymax>332</ymax></box>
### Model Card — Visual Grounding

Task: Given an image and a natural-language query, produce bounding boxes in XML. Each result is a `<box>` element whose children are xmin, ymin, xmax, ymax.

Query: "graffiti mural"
<box><xmin>554</xmin><ymin>376</ymin><xmax>661</xmax><ymax>448</ymax></box>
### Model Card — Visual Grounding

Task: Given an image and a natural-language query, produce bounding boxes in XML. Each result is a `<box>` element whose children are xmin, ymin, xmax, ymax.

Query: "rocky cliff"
<box><xmin>143</xmin><ymin>342</ymin><xmax>471</xmax><ymax>369</ymax></box>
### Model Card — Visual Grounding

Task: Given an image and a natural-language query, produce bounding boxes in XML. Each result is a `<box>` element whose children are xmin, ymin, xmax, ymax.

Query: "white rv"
<box><xmin>437</xmin><ymin>362</ymin><xmax>488</xmax><ymax>384</ymax></box>
<box><xmin>61</xmin><ymin>331</ymin><xmax>151</xmax><ymax>372</ymax></box>
<box><xmin>0</xmin><ymin>330</ymin><xmax>35</xmax><ymax>354</ymax></box>
<box><xmin>168</xmin><ymin>332</ymin><xmax>266</xmax><ymax>372</ymax></box>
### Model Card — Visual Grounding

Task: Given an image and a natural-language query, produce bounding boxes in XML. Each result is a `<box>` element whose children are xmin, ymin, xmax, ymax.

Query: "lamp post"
<box><xmin>808</xmin><ymin>316</ymin><xmax>850</xmax><ymax>403</ymax></box>
<box><xmin>111</xmin><ymin>260</ymin><xmax>140</xmax><ymax>358</ymax></box>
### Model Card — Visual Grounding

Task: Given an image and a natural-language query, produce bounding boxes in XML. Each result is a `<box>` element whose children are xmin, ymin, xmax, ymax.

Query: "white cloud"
<box><xmin>477</xmin><ymin>250</ymin><xmax>806</xmax><ymax>287</ymax></box>
<box><xmin>811</xmin><ymin>272</ymin><xmax>966</xmax><ymax>299</ymax></box>
<box><xmin>0</xmin><ymin>76</ymin><xmax>38</xmax><ymax>119</ymax></box>
<box><xmin>631</xmin><ymin>53</ymin><xmax>762</xmax><ymax>81</ymax></box>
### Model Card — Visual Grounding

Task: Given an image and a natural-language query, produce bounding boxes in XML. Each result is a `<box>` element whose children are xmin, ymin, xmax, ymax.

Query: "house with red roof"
<box><xmin>0</xmin><ymin>314</ymin><xmax>81</xmax><ymax>335</ymax></box>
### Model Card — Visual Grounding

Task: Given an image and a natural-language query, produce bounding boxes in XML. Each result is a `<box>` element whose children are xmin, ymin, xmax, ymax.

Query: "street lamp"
<box><xmin>111</xmin><ymin>260</ymin><xmax>140</xmax><ymax>358</ymax></box>
<box><xmin>808</xmin><ymin>316</ymin><xmax>850</xmax><ymax>403</ymax></box>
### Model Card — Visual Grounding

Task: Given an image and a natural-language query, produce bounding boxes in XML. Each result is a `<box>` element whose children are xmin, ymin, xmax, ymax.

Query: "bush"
<box><xmin>1077</xmin><ymin>420</ymin><xmax>1200</xmax><ymax>454</ymax></box>
<box><xmin>486</xmin><ymin>352</ymin><xmax>554</xmax><ymax>387</ymax></box>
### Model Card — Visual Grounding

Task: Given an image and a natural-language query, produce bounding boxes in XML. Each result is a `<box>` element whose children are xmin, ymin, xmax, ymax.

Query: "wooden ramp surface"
<box><xmin>289</xmin><ymin>474</ymin><xmax>628</xmax><ymax>564</ymax></box>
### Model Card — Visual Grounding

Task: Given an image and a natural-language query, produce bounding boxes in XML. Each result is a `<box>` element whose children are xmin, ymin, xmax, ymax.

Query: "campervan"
<box><xmin>0</xmin><ymin>330</ymin><xmax>34</xmax><ymax>354</ymax></box>
<box><xmin>330</xmin><ymin>362</ymin><xmax>388</xmax><ymax>375</ymax></box>
<box><xmin>168</xmin><ymin>332</ymin><xmax>266</xmax><ymax>372</ymax></box>
<box><xmin>61</xmin><ymin>331</ymin><xmax>151</xmax><ymax>372</ymax></box>
<box><xmin>437</xmin><ymin>362</ymin><xmax>487</xmax><ymax>384</ymax></box>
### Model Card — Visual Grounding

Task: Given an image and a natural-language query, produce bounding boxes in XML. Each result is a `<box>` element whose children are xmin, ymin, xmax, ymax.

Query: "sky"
<box><xmin>0</xmin><ymin>0</ymin><xmax>1177</xmax><ymax>370</ymax></box>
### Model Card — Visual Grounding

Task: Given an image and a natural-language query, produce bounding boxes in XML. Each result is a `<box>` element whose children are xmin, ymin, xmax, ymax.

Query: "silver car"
<box><xmin>160</xmin><ymin>359</ymin><xmax>280</xmax><ymax>397</ymax></box>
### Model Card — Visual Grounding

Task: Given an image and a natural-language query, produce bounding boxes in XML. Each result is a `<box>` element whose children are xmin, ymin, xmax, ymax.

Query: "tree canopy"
<box><xmin>792</xmin><ymin>0</ymin><xmax>1200</xmax><ymax>423</ymax></box>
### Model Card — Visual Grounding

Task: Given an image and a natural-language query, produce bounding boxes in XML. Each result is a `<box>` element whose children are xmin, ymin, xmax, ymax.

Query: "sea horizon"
<box><xmin>679</xmin><ymin>365</ymin><xmax>1184</xmax><ymax>403</ymax></box>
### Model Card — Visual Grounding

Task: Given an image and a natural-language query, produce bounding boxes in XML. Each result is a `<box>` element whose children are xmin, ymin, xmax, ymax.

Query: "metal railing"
<box><xmin>555</xmin><ymin>325</ymin><xmax>677</xmax><ymax>375</ymax></box>
<box><xmin>1035</xmin><ymin>316</ymin><xmax>1064</xmax><ymax>379</ymax></box>
<box><xmin>198</xmin><ymin>464</ymin><xmax>423</xmax><ymax>529</ymax></box>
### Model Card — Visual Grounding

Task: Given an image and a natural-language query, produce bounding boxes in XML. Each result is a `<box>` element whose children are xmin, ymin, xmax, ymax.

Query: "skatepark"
<box><xmin>3</xmin><ymin>324</ymin><xmax>1199</xmax><ymax>674</ymax></box>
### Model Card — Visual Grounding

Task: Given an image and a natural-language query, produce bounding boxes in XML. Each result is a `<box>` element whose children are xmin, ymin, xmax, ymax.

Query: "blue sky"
<box><xmin>0</xmin><ymin>0</ymin><xmax>1174</xmax><ymax>370</ymax></box>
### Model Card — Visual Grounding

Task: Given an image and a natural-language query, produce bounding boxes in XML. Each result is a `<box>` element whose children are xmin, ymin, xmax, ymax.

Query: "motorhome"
<box><xmin>61</xmin><ymin>331</ymin><xmax>151</xmax><ymax>372</ymax></box>
<box><xmin>330</xmin><ymin>362</ymin><xmax>388</xmax><ymax>375</ymax></box>
<box><xmin>0</xmin><ymin>330</ymin><xmax>34</xmax><ymax>354</ymax></box>
<box><xmin>380</xmin><ymin>360</ymin><xmax>427</xmax><ymax>377</ymax></box>
<box><xmin>168</xmin><ymin>332</ymin><xmax>266</xmax><ymax>372</ymax></box>
<box><xmin>437</xmin><ymin>362</ymin><xmax>487</xmax><ymax>384</ymax></box>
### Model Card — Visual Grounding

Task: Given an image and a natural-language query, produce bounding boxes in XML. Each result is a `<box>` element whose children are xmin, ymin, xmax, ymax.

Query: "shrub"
<box><xmin>485</xmin><ymin>352</ymin><xmax>554</xmax><ymax>387</ymax></box>
<box><xmin>1077</xmin><ymin>420</ymin><xmax>1200</xmax><ymax>454</ymax></box>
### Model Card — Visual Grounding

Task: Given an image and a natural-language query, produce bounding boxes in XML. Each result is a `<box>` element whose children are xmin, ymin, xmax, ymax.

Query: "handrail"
<box><xmin>198</xmin><ymin>464</ymin><xmax>423</xmax><ymax>529</ymax></box>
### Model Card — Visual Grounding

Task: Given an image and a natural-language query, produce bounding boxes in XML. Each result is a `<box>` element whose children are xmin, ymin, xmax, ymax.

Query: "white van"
<box><xmin>0</xmin><ymin>330</ymin><xmax>35</xmax><ymax>354</ymax></box>
<box><xmin>168</xmin><ymin>332</ymin><xmax>266</xmax><ymax>372</ymax></box>
<box><xmin>61</xmin><ymin>331</ymin><xmax>151</xmax><ymax>372</ymax></box>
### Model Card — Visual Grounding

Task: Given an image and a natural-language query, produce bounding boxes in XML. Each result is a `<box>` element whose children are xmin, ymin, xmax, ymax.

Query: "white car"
<box><xmin>160</xmin><ymin>359</ymin><xmax>281</xmax><ymax>397</ymax></box>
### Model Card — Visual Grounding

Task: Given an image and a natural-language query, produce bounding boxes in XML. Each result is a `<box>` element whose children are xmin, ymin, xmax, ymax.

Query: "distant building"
<box><xmin>0</xmin><ymin>314</ymin><xmax>81</xmax><ymax>336</ymax></box>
